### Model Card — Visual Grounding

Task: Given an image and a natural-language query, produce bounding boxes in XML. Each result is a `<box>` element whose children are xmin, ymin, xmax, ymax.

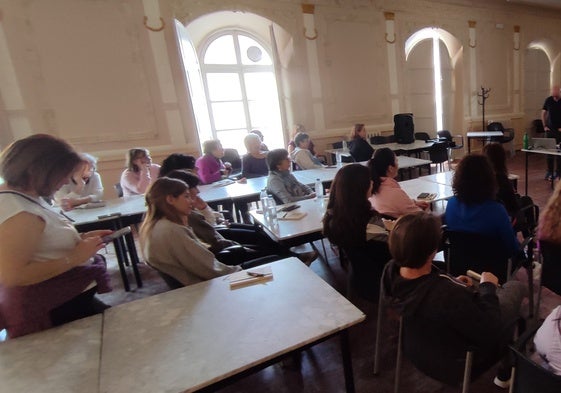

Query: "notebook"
<box><xmin>532</xmin><ymin>137</ymin><xmax>558</xmax><ymax>150</ymax></box>
<box><xmin>229</xmin><ymin>266</ymin><xmax>273</xmax><ymax>289</ymax></box>
<box><xmin>278</xmin><ymin>211</ymin><xmax>307</xmax><ymax>220</ymax></box>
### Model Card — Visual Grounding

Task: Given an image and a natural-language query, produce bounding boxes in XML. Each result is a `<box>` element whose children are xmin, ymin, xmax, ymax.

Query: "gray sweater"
<box><xmin>267</xmin><ymin>170</ymin><xmax>313</xmax><ymax>204</ymax></box>
<box><xmin>143</xmin><ymin>218</ymin><xmax>241</xmax><ymax>286</ymax></box>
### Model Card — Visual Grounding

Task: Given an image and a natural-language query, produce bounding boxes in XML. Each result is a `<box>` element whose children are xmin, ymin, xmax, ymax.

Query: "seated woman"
<box><xmin>385</xmin><ymin>211</ymin><xmax>525</xmax><ymax>387</ymax></box>
<box><xmin>250</xmin><ymin>129</ymin><xmax>269</xmax><ymax>151</ymax></box>
<box><xmin>53</xmin><ymin>153</ymin><xmax>104</xmax><ymax>210</ymax></box>
<box><xmin>120</xmin><ymin>148</ymin><xmax>161</xmax><ymax>197</ymax></box>
<box><xmin>538</xmin><ymin>180</ymin><xmax>561</xmax><ymax>244</ymax></box>
<box><xmin>195</xmin><ymin>140</ymin><xmax>232</xmax><ymax>184</ymax></box>
<box><xmin>287</xmin><ymin>124</ymin><xmax>316</xmax><ymax>156</ymax></box>
<box><xmin>368</xmin><ymin>148</ymin><xmax>429</xmax><ymax>218</ymax></box>
<box><xmin>0</xmin><ymin>134</ymin><xmax>111</xmax><ymax>338</ymax></box>
<box><xmin>444</xmin><ymin>154</ymin><xmax>519</xmax><ymax>258</ymax></box>
<box><xmin>290</xmin><ymin>132</ymin><xmax>324</xmax><ymax>170</ymax></box>
<box><xmin>139</xmin><ymin>177</ymin><xmax>281</xmax><ymax>286</ymax></box>
<box><xmin>323</xmin><ymin>164</ymin><xmax>391</xmax><ymax>301</ymax></box>
<box><xmin>266</xmin><ymin>149</ymin><xmax>316</xmax><ymax>204</ymax></box>
<box><xmin>241</xmin><ymin>133</ymin><xmax>268</xmax><ymax>179</ymax></box>
<box><xmin>159</xmin><ymin>153</ymin><xmax>197</xmax><ymax>178</ymax></box>
<box><xmin>348</xmin><ymin>123</ymin><xmax>374</xmax><ymax>162</ymax></box>
<box><xmin>483</xmin><ymin>143</ymin><xmax>519</xmax><ymax>220</ymax></box>
<box><xmin>534</xmin><ymin>305</ymin><xmax>561</xmax><ymax>375</ymax></box>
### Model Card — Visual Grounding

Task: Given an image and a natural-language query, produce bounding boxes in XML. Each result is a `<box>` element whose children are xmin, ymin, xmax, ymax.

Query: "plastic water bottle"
<box><xmin>342</xmin><ymin>140</ymin><xmax>348</xmax><ymax>152</ymax></box>
<box><xmin>523</xmin><ymin>133</ymin><xmax>529</xmax><ymax>150</ymax></box>
<box><xmin>260</xmin><ymin>189</ymin><xmax>269</xmax><ymax>217</ymax></box>
<box><xmin>267</xmin><ymin>196</ymin><xmax>278</xmax><ymax>225</ymax></box>
<box><xmin>336</xmin><ymin>151</ymin><xmax>342</xmax><ymax>165</ymax></box>
<box><xmin>315</xmin><ymin>178</ymin><xmax>324</xmax><ymax>197</ymax></box>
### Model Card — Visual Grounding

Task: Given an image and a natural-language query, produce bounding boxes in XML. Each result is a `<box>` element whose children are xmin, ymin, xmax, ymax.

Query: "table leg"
<box><xmin>525</xmin><ymin>152</ymin><xmax>529</xmax><ymax>196</ymax></box>
<box><xmin>124</xmin><ymin>232</ymin><xmax>143</xmax><ymax>288</ymax></box>
<box><xmin>340</xmin><ymin>330</ymin><xmax>356</xmax><ymax>393</ymax></box>
<box><xmin>467</xmin><ymin>138</ymin><xmax>471</xmax><ymax>154</ymax></box>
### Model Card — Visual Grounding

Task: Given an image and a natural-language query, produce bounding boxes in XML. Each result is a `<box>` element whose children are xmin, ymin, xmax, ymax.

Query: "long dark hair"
<box><xmin>453</xmin><ymin>154</ymin><xmax>496</xmax><ymax>204</ymax></box>
<box><xmin>322</xmin><ymin>164</ymin><xmax>373</xmax><ymax>249</ymax></box>
<box><xmin>483</xmin><ymin>142</ymin><xmax>508</xmax><ymax>176</ymax></box>
<box><xmin>368</xmin><ymin>148</ymin><xmax>396</xmax><ymax>194</ymax></box>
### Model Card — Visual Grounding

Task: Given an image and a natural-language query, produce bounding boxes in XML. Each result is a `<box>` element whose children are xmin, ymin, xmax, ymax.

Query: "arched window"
<box><xmin>200</xmin><ymin>31</ymin><xmax>284</xmax><ymax>152</ymax></box>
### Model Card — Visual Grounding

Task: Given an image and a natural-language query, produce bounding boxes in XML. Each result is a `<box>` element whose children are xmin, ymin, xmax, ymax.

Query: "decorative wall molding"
<box><xmin>143</xmin><ymin>16</ymin><xmax>165</xmax><ymax>32</ymax></box>
<box><xmin>301</xmin><ymin>4</ymin><xmax>315</xmax><ymax>14</ymax></box>
<box><xmin>384</xmin><ymin>12</ymin><xmax>395</xmax><ymax>21</ymax></box>
<box><xmin>303</xmin><ymin>27</ymin><xmax>318</xmax><ymax>40</ymax></box>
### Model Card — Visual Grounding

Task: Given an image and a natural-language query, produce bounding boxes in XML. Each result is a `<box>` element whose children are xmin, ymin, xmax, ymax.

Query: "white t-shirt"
<box><xmin>0</xmin><ymin>191</ymin><xmax>81</xmax><ymax>261</ymax></box>
<box><xmin>534</xmin><ymin>305</ymin><xmax>561</xmax><ymax>375</ymax></box>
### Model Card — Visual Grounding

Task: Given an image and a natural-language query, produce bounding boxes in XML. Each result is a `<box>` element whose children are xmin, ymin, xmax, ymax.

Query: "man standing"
<box><xmin>542</xmin><ymin>85</ymin><xmax>561</xmax><ymax>180</ymax></box>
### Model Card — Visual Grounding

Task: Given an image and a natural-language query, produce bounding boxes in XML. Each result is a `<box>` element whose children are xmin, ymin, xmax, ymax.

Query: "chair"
<box><xmin>330</xmin><ymin>141</ymin><xmax>354</xmax><ymax>163</ymax></box>
<box><xmin>371</xmin><ymin>135</ymin><xmax>390</xmax><ymax>145</ymax></box>
<box><xmin>500</xmin><ymin>128</ymin><xmax>516</xmax><ymax>157</ymax></box>
<box><xmin>531</xmin><ymin>119</ymin><xmax>545</xmax><ymax>134</ymax></box>
<box><xmin>373</xmin><ymin>263</ymin><xmax>475</xmax><ymax>393</ymax></box>
<box><xmin>538</xmin><ymin>240</ymin><xmax>561</xmax><ymax>297</ymax></box>
<box><xmin>428</xmin><ymin>141</ymin><xmax>449</xmax><ymax>172</ymax></box>
<box><xmin>487</xmin><ymin>122</ymin><xmax>505</xmax><ymax>132</ymax></box>
<box><xmin>442</xmin><ymin>229</ymin><xmax>512</xmax><ymax>283</ymax></box>
<box><xmin>437</xmin><ymin>130</ymin><xmax>464</xmax><ymax>164</ymax></box>
<box><xmin>114</xmin><ymin>183</ymin><xmax>123</xmax><ymax>198</ymax></box>
<box><xmin>414</xmin><ymin>132</ymin><xmax>431</xmax><ymax>141</ymax></box>
<box><xmin>510</xmin><ymin>323</ymin><xmax>561</xmax><ymax>393</ymax></box>
<box><xmin>223</xmin><ymin>148</ymin><xmax>242</xmax><ymax>178</ymax></box>
<box><xmin>156</xmin><ymin>270</ymin><xmax>184</xmax><ymax>290</ymax></box>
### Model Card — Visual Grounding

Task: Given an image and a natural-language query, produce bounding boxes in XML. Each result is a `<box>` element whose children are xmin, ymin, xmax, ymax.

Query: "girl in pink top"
<box><xmin>367</xmin><ymin>148</ymin><xmax>429</xmax><ymax>218</ymax></box>
<box><xmin>120</xmin><ymin>148</ymin><xmax>160</xmax><ymax>197</ymax></box>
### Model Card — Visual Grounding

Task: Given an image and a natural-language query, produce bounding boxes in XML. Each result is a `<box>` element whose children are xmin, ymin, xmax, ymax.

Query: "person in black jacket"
<box><xmin>348</xmin><ymin>123</ymin><xmax>374</xmax><ymax>162</ymax></box>
<box><xmin>483</xmin><ymin>143</ymin><xmax>519</xmax><ymax>220</ymax></box>
<box><xmin>384</xmin><ymin>211</ymin><xmax>526</xmax><ymax>388</ymax></box>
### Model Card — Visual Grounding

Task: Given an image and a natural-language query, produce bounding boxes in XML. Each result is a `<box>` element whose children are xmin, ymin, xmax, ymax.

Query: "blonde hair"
<box><xmin>139</xmin><ymin>178</ymin><xmax>189</xmax><ymax>251</ymax></box>
<box><xmin>538</xmin><ymin>180</ymin><xmax>561</xmax><ymax>244</ymax></box>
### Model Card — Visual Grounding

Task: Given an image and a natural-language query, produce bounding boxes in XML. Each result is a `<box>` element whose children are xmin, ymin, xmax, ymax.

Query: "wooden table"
<box><xmin>521</xmin><ymin>148</ymin><xmax>561</xmax><ymax>194</ymax></box>
<box><xmin>99</xmin><ymin>258</ymin><xmax>365</xmax><ymax>393</ymax></box>
<box><xmin>466</xmin><ymin>131</ymin><xmax>503</xmax><ymax>153</ymax></box>
<box><xmin>0</xmin><ymin>315</ymin><xmax>103</xmax><ymax>393</ymax></box>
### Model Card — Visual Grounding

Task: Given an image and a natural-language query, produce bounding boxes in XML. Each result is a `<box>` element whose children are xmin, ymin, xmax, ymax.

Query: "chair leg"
<box><xmin>394</xmin><ymin>315</ymin><xmax>403</xmax><ymax>393</ymax></box>
<box><xmin>373</xmin><ymin>285</ymin><xmax>385</xmax><ymax>375</ymax></box>
<box><xmin>461</xmin><ymin>351</ymin><xmax>473</xmax><ymax>393</ymax></box>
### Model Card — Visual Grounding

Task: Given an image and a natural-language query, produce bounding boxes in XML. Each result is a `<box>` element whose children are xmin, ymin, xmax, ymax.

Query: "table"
<box><xmin>99</xmin><ymin>258</ymin><xmax>365</xmax><ymax>393</ymax></box>
<box><xmin>325</xmin><ymin>140</ymin><xmax>435</xmax><ymax>164</ymax></box>
<box><xmin>521</xmin><ymin>148</ymin><xmax>561</xmax><ymax>194</ymax></box>
<box><xmin>399</xmin><ymin>178</ymin><xmax>454</xmax><ymax>202</ymax></box>
<box><xmin>466</xmin><ymin>131</ymin><xmax>503</xmax><ymax>153</ymax></box>
<box><xmin>249</xmin><ymin>197</ymin><xmax>328</xmax><ymax>248</ymax></box>
<box><xmin>67</xmin><ymin>195</ymin><xmax>146</xmax><ymax>291</ymax></box>
<box><xmin>0</xmin><ymin>314</ymin><xmax>103</xmax><ymax>393</ymax></box>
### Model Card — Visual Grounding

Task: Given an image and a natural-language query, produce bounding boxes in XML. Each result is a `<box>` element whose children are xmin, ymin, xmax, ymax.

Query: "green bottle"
<box><xmin>523</xmin><ymin>133</ymin><xmax>529</xmax><ymax>149</ymax></box>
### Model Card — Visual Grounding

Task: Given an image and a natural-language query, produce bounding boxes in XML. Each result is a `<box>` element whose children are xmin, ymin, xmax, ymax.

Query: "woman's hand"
<box><xmin>480</xmin><ymin>272</ymin><xmax>499</xmax><ymax>286</ymax></box>
<box><xmin>81</xmin><ymin>230</ymin><xmax>112</xmax><ymax>239</ymax></box>
<box><xmin>191</xmin><ymin>196</ymin><xmax>208</xmax><ymax>210</ymax></box>
<box><xmin>415</xmin><ymin>200</ymin><xmax>430</xmax><ymax>210</ymax></box>
<box><xmin>71</xmin><ymin>236</ymin><xmax>107</xmax><ymax>266</ymax></box>
<box><xmin>455</xmin><ymin>275</ymin><xmax>473</xmax><ymax>287</ymax></box>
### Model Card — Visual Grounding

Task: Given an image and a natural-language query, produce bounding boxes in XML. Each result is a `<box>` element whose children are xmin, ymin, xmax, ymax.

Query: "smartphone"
<box><xmin>102</xmin><ymin>226</ymin><xmax>132</xmax><ymax>243</ymax></box>
<box><xmin>417</xmin><ymin>193</ymin><xmax>430</xmax><ymax>199</ymax></box>
<box><xmin>279</xmin><ymin>204</ymin><xmax>300</xmax><ymax>212</ymax></box>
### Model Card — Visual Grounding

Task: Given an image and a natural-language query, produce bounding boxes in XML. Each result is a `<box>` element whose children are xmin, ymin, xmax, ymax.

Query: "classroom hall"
<box><xmin>2</xmin><ymin>0</ymin><xmax>561</xmax><ymax>392</ymax></box>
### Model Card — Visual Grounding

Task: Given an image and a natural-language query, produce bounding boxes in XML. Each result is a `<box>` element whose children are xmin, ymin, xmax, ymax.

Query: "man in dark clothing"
<box><xmin>542</xmin><ymin>85</ymin><xmax>561</xmax><ymax>180</ymax></box>
<box><xmin>384</xmin><ymin>212</ymin><xmax>525</xmax><ymax>388</ymax></box>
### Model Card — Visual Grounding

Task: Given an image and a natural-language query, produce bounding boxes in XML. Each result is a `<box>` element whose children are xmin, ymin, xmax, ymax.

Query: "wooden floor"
<box><xmin>93</xmin><ymin>150</ymin><xmax>560</xmax><ymax>392</ymax></box>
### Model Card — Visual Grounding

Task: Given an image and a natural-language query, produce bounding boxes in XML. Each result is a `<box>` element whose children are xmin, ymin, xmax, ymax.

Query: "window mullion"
<box><xmin>233</xmin><ymin>32</ymin><xmax>252</xmax><ymax>132</ymax></box>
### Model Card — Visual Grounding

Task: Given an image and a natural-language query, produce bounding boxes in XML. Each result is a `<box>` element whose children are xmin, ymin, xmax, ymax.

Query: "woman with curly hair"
<box><xmin>538</xmin><ymin>180</ymin><xmax>561</xmax><ymax>244</ymax></box>
<box><xmin>444</xmin><ymin>154</ymin><xmax>519</xmax><ymax>257</ymax></box>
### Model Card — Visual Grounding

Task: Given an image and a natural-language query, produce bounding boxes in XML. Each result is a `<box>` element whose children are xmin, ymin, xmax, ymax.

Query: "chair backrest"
<box><xmin>414</xmin><ymin>132</ymin><xmax>431</xmax><ymax>141</ymax></box>
<box><xmin>370</xmin><ymin>135</ymin><xmax>389</xmax><ymax>145</ymax></box>
<box><xmin>114</xmin><ymin>183</ymin><xmax>124</xmax><ymax>198</ymax></box>
<box><xmin>442</xmin><ymin>229</ymin><xmax>511</xmax><ymax>283</ymax></box>
<box><xmin>501</xmin><ymin>128</ymin><xmax>515</xmax><ymax>143</ymax></box>
<box><xmin>540</xmin><ymin>240</ymin><xmax>561</xmax><ymax>296</ymax></box>
<box><xmin>510</xmin><ymin>324</ymin><xmax>561</xmax><ymax>393</ymax></box>
<box><xmin>223</xmin><ymin>148</ymin><xmax>242</xmax><ymax>171</ymax></box>
<box><xmin>532</xmin><ymin>119</ymin><xmax>545</xmax><ymax>134</ymax></box>
<box><xmin>437</xmin><ymin>130</ymin><xmax>453</xmax><ymax>141</ymax></box>
<box><xmin>514</xmin><ymin>195</ymin><xmax>539</xmax><ymax>237</ymax></box>
<box><xmin>428</xmin><ymin>142</ymin><xmax>449</xmax><ymax>164</ymax></box>
<box><xmin>332</xmin><ymin>141</ymin><xmax>343</xmax><ymax>149</ymax></box>
<box><xmin>487</xmin><ymin>122</ymin><xmax>505</xmax><ymax>131</ymax></box>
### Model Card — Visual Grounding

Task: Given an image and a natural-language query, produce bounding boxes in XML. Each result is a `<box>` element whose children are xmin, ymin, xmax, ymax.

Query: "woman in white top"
<box><xmin>0</xmin><ymin>134</ymin><xmax>112</xmax><ymax>338</ymax></box>
<box><xmin>54</xmin><ymin>153</ymin><xmax>104</xmax><ymax>210</ymax></box>
<box><xmin>534</xmin><ymin>305</ymin><xmax>561</xmax><ymax>375</ymax></box>
<box><xmin>120</xmin><ymin>148</ymin><xmax>161</xmax><ymax>197</ymax></box>
<box><xmin>368</xmin><ymin>148</ymin><xmax>429</xmax><ymax>218</ymax></box>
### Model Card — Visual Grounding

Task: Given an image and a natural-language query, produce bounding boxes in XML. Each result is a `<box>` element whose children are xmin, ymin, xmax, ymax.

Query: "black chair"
<box><xmin>531</xmin><ymin>119</ymin><xmax>545</xmax><ymax>134</ymax></box>
<box><xmin>539</xmin><ymin>240</ymin><xmax>561</xmax><ymax>297</ymax></box>
<box><xmin>437</xmin><ymin>130</ymin><xmax>464</xmax><ymax>164</ymax></box>
<box><xmin>373</xmin><ymin>263</ymin><xmax>475</xmax><ymax>393</ymax></box>
<box><xmin>487</xmin><ymin>122</ymin><xmax>505</xmax><ymax>132</ymax></box>
<box><xmin>414</xmin><ymin>132</ymin><xmax>431</xmax><ymax>141</ymax></box>
<box><xmin>428</xmin><ymin>141</ymin><xmax>449</xmax><ymax>172</ymax></box>
<box><xmin>156</xmin><ymin>270</ymin><xmax>184</xmax><ymax>290</ymax></box>
<box><xmin>114</xmin><ymin>183</ymin><xmax>123</xmax><ymax>198</ymax></box>
<box><xmin>330</xmin><ymin>141</ymin><xmax>354</xmax><ymax>163</ymax></box>
<box><xmin>510</xmin><ymin>323</ymin><xmax>561</xmax><ymax>393</ymax></box>
<box><xmin>223</xmin><ymin>148</ymin><xmax>242</xmax><ymax>178</ymax></box>
<box><xmin>442</xmin><ymin>229</ymin><xmax>512</xmax><ymax>283</ymax></box>
<box><xmin>370</xmin><ymin>135</ymin><xmax>390</xmax><ymax>145</ymax></box>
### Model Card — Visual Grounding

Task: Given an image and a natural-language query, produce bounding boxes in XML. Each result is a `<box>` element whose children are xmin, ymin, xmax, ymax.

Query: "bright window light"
<box><xmin>433</xmin><ymin>31</ymin><xmax>443</xmax><ymax>131</ymax></box>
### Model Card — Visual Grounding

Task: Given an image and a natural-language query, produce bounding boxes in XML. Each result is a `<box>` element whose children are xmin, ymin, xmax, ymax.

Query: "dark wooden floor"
<box><xmin>97</xmin><ymin>150</ymin><xmax>558</xmax><ymax>393</ymax></box>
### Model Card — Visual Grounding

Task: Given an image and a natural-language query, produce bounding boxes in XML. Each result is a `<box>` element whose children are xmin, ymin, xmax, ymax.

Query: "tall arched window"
<box><xmin>200</xmin><ymin>31</ymin><xmax>284</xmax><ymax>152</ymax></box>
